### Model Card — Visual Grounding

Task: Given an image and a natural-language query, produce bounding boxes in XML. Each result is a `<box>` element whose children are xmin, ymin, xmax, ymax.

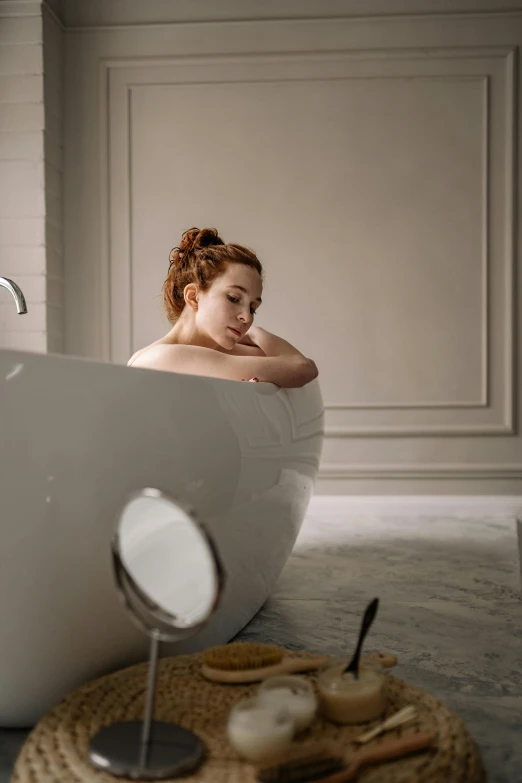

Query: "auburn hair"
<box><xmin>163</xmin><ymin>227</ymin><xmax>264</xmax><ymax>324</ymax></box>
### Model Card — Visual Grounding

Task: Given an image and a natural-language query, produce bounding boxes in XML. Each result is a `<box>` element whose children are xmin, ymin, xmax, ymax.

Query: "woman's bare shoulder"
<box><xmin>128</xmin><ymin>341</ymin><xmax>266</xmax><ymax>367</ymax></box>
<box><xmin>127</xmin><ymin>347</ymin><xmax>149</xmax><ymax>367</ymax></box>
<box><xmin>127</xmin><ymin>342</ymin><xmax>183</xmax><ymax>368</ymax></box>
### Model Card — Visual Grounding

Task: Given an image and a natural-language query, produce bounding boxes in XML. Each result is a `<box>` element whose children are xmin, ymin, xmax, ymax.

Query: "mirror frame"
<box><xmin>111</xmin><ymin>487</ymin><xmax>226</xmax><ymax>641</ymax></box>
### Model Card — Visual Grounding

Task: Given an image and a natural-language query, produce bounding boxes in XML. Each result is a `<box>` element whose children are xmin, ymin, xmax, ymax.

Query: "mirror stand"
<box><xmin>89</xmin><ymin>633</ymin><xmax>205</xmax><ymax>780</ymax></box>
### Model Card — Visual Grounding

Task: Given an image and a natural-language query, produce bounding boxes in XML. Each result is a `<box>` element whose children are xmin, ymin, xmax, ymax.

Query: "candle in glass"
<box><xmin>257</xmin><ymin>675</ymin><xmax>317</xmax><ymax>733</ymax></box>
<box><xmin>227</xmin><ymin>697</ymin><xmax>295</xmax><ymax>762</ymax></box>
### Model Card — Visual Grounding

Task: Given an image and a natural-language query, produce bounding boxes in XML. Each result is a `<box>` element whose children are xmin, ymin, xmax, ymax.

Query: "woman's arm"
<box><xmin>238</xmin><ymin>326</ymin><xmax>318</xmax><ymax>380</ymax></box>
<box><xmin>246</xmin><ymin>326</ymin><xmax>309</xmax><ymax>361</ymax></box>
<box><xmin>130</xmin><ymin>343</ymin><xmax>317</xmax><ymax>388</ymax></box>
<box><xmin>237</xmin><ymin>332</ymin><xmax>260</xmax><ymax>348</ymax></box>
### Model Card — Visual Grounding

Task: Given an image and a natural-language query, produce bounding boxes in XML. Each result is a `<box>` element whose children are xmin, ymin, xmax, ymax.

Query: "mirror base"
<box><xmin>88</xmin><ymin>720</ymin><xmax>205</xmax><ymax>780</ymax></box>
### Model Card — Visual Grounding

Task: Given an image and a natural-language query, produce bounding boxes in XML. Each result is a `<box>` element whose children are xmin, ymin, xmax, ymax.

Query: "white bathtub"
<box><xmin>0</xmin><ymin>349</ymin><xmax>324</xmax><ymax>726</ymax></box>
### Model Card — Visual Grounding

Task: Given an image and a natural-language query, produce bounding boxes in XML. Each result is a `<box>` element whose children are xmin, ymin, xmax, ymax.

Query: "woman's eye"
<box><xmin>228</xmin><ymin>295</ymin><xmax>256</xmax><ymax>316</ymax></box>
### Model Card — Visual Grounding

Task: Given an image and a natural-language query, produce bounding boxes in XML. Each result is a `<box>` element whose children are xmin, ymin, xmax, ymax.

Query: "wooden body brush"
<box><xmin>256</xmin><ymin>731</ymin><xmax>436</xmax><ymax>783</ymax></box>
<box><xmin>202</xmin><ymin>643</ymin><xmax>330</xmax><ymax>684</ymax></box>
<box><xmin>201</xmin><ymin>643</ymin><xmax>397</xmax><ymax>684</ymax></box>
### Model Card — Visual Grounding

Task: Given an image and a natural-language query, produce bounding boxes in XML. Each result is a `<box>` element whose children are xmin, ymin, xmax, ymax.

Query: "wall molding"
<box><xmin>308</xmin><ymin>493</ymin><xmax>522</xmax><ymax>515</ymax></box>
<box><xmin>324</xmin><ymin>47</ymin><xmax>517</xmax><ymax>436</ymax></box>
<box><xmin>60</xmin><ymin>1</ymin><xmax>522</xmax><ymax>31</ymax></box>
<box><xmin>324</xmin><ymin>72</ymin><xmax>490</xmax><ymax>416</ymax></box>
<box><xmin>42</xmin><ymin>1</ymin><xmax>65</xmax><ymax>31</ymax></box>
<box><xmin>101</xmin><ymin>45</ymin><xmax>517</xmax><ymax>443</ymax></box>
<box><xmin>324</xmin><ymin>423</ymin><xmax>515</xmax><ymax>438</ymax></box>
<box><xmin>318</xmin><ymin>463</ymin><xmax>522</xmax><ymax>479</ymax></box>
<box><xmin>0</xmin><ymin>1</ymin><xmax>41</xmax><ymax>18</ymax></box>
<box><xmin>325</xmin><ymin>71</ymin><xmax>490</xmax><ymax>415</ymax></box>
<box><xmin>99</xmin><ymin>44</ymin><xmax>516</xmax><ymax>435</ymax></box>
<box><xmin>320</xmin><ymin>48</ymin><xmax>516</xmax><ymax>438</ymax></box>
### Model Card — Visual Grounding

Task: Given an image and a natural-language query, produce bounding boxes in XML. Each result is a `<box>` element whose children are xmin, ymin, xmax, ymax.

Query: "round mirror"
<box><xmin>88</xmin><ymin>488</ymin><xmax>225</xmax><ymax>780</ymax></box>
<box><xmin>116</xmin><ymin>489</ymin><xmax>222</xmax><ymax>632</ymax></box>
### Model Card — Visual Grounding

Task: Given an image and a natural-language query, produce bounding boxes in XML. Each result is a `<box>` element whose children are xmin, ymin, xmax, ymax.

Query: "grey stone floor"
<box><xmin>2</xmin><ymin>510</ymin><xmax>521</xmax><ymax>781</ymax></box>
<box><xmin>235</xmin><ymin>511</ymin><xmax>522</xmax><ymax>783</ymax></box>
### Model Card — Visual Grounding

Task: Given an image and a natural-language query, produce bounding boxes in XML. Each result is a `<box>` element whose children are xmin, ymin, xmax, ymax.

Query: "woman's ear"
<box><xmin>184</xmin><ymin>283</ymin><xmax>199</xmax><ymax>311</ymax></box>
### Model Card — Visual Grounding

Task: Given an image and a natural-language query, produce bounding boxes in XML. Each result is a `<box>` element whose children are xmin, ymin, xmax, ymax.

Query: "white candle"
<box><xmin>257</xmin><ymin>675</ymin><xmax>318</xmax><ymax>733</ymax></box>
<box><xmin>227</xmin><ymin>697</ymin><xmax>295</xmax><ymax>762</ymax></box>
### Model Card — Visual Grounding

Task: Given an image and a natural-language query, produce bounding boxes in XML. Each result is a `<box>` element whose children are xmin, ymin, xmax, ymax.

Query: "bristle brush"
<box><xmin>256</xmin><ymin>742</ymin><xmax>343</xmax><ymax>783</ymax></box>
<box><xmin>201</xmin><ymin>642</ymin><xmax>397</xmax><ymax>685</ymax></box>
<box><xmin>202</xmin><ymin>642</ymin><xmax>330</xmax><ymax>683</ymax></box>
<box><xmin>256</xmin><ymin>731</ymin><xmax>436</xmax><ymax>783</ymax></box>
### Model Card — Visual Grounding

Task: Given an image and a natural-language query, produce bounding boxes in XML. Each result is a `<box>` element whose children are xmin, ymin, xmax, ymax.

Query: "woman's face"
<box><xmin>195</xmin><ymin>263</ymin><xmax>263</xmax><ymax>348</ymax></box>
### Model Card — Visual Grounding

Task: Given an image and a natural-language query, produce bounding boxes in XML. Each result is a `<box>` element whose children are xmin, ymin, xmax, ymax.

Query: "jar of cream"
<box><xmin>227</xmin><ymin>697</ymin><xmax>295</xmax><ymax>762</ymax></box>
<box><xmin>317</xmin><ymin>659</ymin><xmax>387</xmax><ymax>724</ymax></box>
<box><xmin>258</xmin><ymin>675</ymin><xmax>318</xmax><ymax>733</ymax></box>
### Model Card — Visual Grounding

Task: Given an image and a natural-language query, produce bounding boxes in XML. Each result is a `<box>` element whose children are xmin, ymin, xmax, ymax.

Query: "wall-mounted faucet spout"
<box><xmin>0</xmin><ymin>278</ymin><xmax>28</xmax><ymax>314</ymax></box>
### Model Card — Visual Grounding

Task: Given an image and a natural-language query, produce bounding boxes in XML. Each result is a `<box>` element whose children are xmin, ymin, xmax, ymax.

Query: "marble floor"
<box><xmin>235</xmin><ymin>504</ymin><xmax>522</xmax><ymax>783</ymax></box>
<box><xmin>1</xmin><ymin>500</ymin><xmax>521</xmax><ymax>782</ymax></box>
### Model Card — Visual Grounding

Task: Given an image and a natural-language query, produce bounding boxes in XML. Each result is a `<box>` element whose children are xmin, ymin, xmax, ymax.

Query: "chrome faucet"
<box><xmin>0</xmin><ymin>278</ymin><xmax>27</xmax><ymax>314</ymax></box>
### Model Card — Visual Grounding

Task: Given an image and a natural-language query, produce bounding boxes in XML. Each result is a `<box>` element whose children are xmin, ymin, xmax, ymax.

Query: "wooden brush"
<box><xmin>256</xmin><ymin>731</ymin><xmax>436</xmax><ymax>783</ymax></box>
<box><xmin>256</xmin><ymin>741</ymin><xmax>344</xmax><ymax>783</ymax></box>
<box><xmin>201</xmin><ymin>643</ymin><xmax>398</xmax><ymax>684</ymax></box>
<box><xmin>201</xmin><ymin>642</ymin><xmax>330</xmax><ymax>684</ymax></box>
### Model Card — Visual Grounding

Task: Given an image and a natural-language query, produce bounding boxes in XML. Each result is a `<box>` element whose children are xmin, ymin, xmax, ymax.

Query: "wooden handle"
<box><xmin>364</xmin><ymin>651</ymin><xmax>398</xmax><ymax>669</ymax></box>
<box><xmin>353</xmin><ymin>731</ymin><xmax>436</xmax><ymax>767</ymax></box>
<box><xmin>315</xmin><ymin>732</ymin><xmax>436</xmax><ymax>783</ymax></box>
<box><xmin>201</xmin><ymin>655</ymin><xmax>330</xmax><ymax>684</ymax></box>
<box><xmin>282</xmin><ymin>656</ymin><xmax>331</xmax><ymax>674</ymax></box>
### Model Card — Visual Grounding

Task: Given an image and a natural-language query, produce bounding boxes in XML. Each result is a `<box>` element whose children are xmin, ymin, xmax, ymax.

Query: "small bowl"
<box><xmin>316</xmin><ymin>658</ymin><xmax>388</xmax><ymax>725</ymax></box>
<box><xmin>258</xmin><ymin>675</ymin><xmax>318</xmax><ymax>733</ymax></box>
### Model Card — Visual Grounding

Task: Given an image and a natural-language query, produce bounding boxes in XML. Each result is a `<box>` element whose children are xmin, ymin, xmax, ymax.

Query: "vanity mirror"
<box><xmin>88</xmin><ymin>488</ymin><xmax>225</xmax><ymax>780</ymax></box>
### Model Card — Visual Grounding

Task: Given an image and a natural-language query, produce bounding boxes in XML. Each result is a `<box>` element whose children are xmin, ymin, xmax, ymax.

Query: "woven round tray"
<box><xmin>12</xmin><ymin>649</ymin><xmax>486</xmax><ymax>783</ymax></box>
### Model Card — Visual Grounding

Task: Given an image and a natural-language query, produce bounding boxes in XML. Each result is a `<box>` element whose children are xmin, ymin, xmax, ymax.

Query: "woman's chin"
<box><xmin>211</xmin><ymin>332</ymin><xmax>235</xmax><ymax>352</ymax></box>
<box><xmin>225</xmin><ymin>328</ymin><xmax>240</xmax><ymax>343</ymax></box>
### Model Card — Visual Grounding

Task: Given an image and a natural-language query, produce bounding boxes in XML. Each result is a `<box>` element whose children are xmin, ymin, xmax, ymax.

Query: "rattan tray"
<box><xmin>12</xmin><ymin>649</ymin><xmax>487</xmax><ymax>782</ymax></box>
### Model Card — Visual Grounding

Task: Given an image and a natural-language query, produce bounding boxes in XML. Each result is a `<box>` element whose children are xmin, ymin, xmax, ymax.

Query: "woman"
<box><xmin>127</xmin><ymin>227</ymin><xmax>318</xmax><ymax>388</ymax></box>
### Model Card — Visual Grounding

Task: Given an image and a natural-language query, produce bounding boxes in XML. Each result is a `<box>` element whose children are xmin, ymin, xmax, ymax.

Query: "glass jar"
<box><xmin>258</xmin><ymin>675</ymin><xmax>317</xmax><ymax>733</ymax></box>
<box><xmin>227</xmin><ymin>696</ymin><xmax>295</xmax><ymax>762</ymax></box>
<box><xmin>316</xmin><ymin>658</ymin><xmax>387</xmax><ymax>724</ymax></box>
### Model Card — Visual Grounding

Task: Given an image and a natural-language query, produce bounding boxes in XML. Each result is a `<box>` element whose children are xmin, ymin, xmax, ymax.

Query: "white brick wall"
<box><xmin>43</xmin><ymin>1</ymin><xmax>64</xmax><ymax>353</ymax></box>
<box><xmin>0</xmin><ymin>0</ymin><xmax>64</xmax><ymax>353</ymax></box>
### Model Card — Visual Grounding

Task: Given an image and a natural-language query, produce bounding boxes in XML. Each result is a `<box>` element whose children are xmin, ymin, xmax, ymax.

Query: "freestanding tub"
<box><xmin>0</xmin><ymin>349</ymin><xmax>324</xmax><ymax>726</ymax></box>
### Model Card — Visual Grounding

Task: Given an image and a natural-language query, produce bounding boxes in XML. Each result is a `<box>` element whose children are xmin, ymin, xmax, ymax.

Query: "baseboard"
<box><xmin>517</xmin><ymin>521</ymin><xmax>522</xmax><ymax>593</ymax></box>
<box><xmin>308</xmin><ymin>494</ymin><xmax>522</xmax><ymax>517</ymax></box>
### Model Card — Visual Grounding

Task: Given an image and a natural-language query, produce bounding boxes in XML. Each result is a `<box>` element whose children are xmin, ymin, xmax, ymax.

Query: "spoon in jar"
<box><xmin>343</xmin><ymin>598</ymin><xmax>380</xmax><ymax>679</ymax></box>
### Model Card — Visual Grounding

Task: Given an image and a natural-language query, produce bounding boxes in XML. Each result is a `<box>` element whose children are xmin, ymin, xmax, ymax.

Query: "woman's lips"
<box><xmin>228</xmin><ymin>327</ymin><xmax>241</xmax><ymax>336</ymax></box>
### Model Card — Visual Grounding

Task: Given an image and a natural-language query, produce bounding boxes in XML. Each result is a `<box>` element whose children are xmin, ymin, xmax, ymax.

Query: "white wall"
<box><xmin>0</xmin><ymin>0</ymin><xmax>64</xmax><ymax>352</ymax></box>
<box><xmin>62</xmin><ymin>0</ymin><xmax>522</xmax><ymax>494</ymax></box>
<box><xmin>0</xmin><ymin>0</ymin><xmax>45</xmax><ymax>351</ymax></box>
<box><xmin>0</xmin><ymin>0</ymin><xmax>64</xmax><ymax>353</ymax></box>
<box><xmin>42</xmin><ymin>0</ymin><xmax>64</xmax><ymax>354</ymax></box>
